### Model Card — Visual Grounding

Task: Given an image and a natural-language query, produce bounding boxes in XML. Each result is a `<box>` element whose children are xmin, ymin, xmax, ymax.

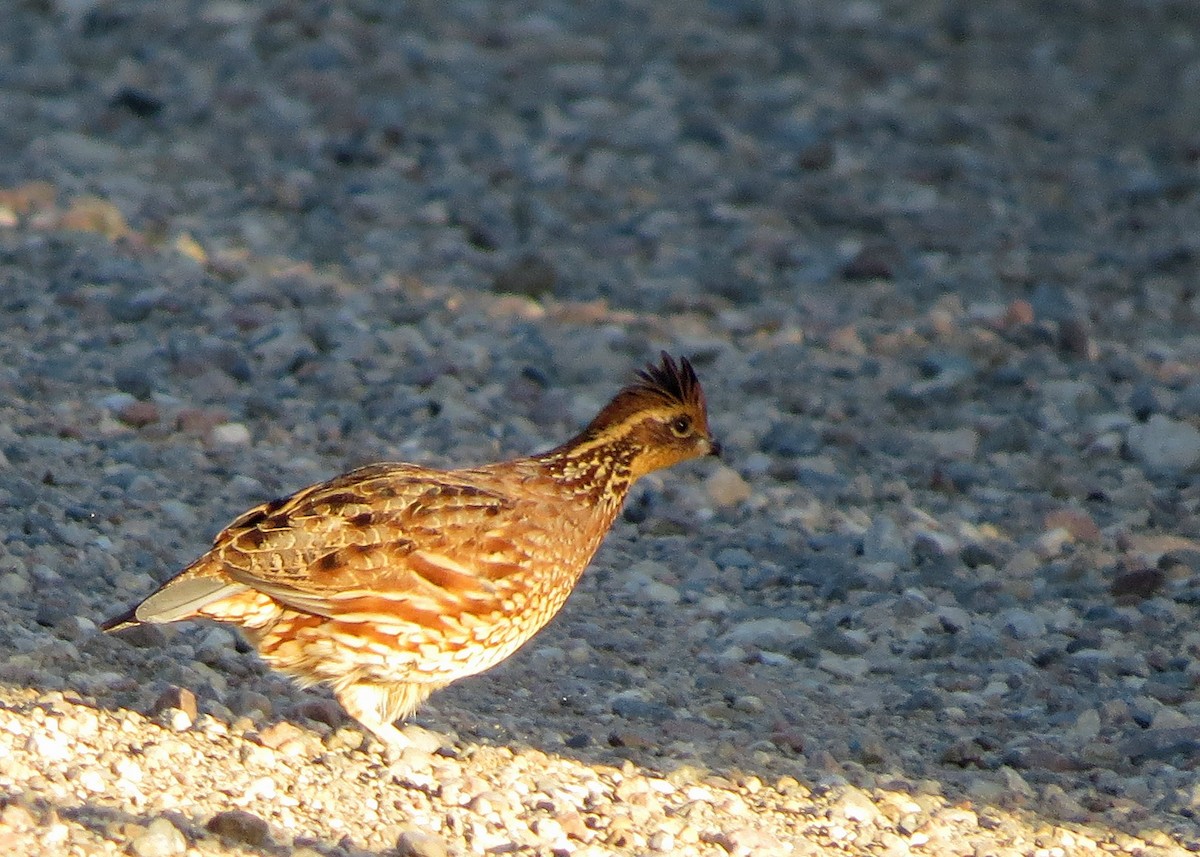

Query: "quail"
<box><xmin>105</xmin><ymin>353</ymin><xmax>719</xmax><ymax>748</ymax></box>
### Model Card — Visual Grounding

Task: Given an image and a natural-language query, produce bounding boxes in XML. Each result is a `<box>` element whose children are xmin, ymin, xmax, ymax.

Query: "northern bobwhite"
<box><xmin>104</xmin><ymin>353</ymin><xmax>719</xmax><ymax>748</ymax></box>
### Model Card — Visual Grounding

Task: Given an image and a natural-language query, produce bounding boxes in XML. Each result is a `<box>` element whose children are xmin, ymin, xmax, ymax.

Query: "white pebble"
<box><xmin>210</xmin><ymin>422</ymin><xmax>252</xmax><ymax>445</ymax></box>
<box><xmin>705</xmin><ymin>465</ymin><xmax>751</xmax><ymax>507</ymax></box>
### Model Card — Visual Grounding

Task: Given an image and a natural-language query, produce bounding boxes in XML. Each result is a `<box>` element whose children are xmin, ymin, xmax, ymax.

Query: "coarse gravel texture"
<box><xmin>2</xmin><ymin>0</ymin><xmax>1200</xmax><ymax>855</ymax></box>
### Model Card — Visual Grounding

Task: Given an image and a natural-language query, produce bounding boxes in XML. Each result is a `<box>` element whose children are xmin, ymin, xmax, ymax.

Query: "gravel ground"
<box><xmin>3</xmin><ymin>0</ymin><xmax>1200</xmax><ymax>854</ymax></box>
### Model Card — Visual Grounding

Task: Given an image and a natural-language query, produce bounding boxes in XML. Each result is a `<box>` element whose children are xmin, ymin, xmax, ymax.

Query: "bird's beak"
<box><xmin>707</xmin><ymin>437</ymin><xmax>722</xmax><ymax>458</ymax></box>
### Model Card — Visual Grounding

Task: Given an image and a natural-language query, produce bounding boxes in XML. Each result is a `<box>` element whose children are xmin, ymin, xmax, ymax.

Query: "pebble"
<box><xmin>705</xmin><ymin>465</ymin><xmax>752</xmax><ymax>507</ymax></box>
<box><xmin>116</xmin><ymin>400</ymin><xmax>160</xmax><ymax>428</ymax></box>
<box><xmin>395</xmin><ymin>830</ymin><xmax>449</xmax><ymax>857</ymax></box>
<box><xmin>817</xmin><ymin>653</ymin><xmax>871</xmax><ymax>680</ymax></box>
<box><xmin>998</xmin><ymin>609</ymin><xmax>1046</xmax><ymax>640</ymax></box>
<box><xmin>610</xmin><ymin>690</ymin><xmax>673</xmax><ymax>722</ymax></box>
<box><xmin>720</xmin><ymin>617</ymin><xmax>809</xmax><ymax>650</ymax></box>
<box><xmin>210</xmin><ymin>422</ymin><xmax>252</xmax><ymax>446</ymax></box>
<box><xmin>861</xmin><ymin>516</ymin><xmax>909</xmax><ymax>565</ymax></box>
<box><xmin>760</xmin><ymin>421</ymin><xmax>823</xmax><ymax>456</ymax></box>
<box><xmin>1126</xmin><ymin>414</ymin><xmax>1200</xmax><ymax>473</ymax></box>
<box><xmin>130</xmin><ymin>817</ymin><xmax>187</xmax><ymax>857</ymax></box>
<box><xmin>922</xmin><ymin>427</ymin><xmax>978</xmax><ymax>460</ymax></box>
<box><xmin>205</xmin><ymin>810</ymin><xmax>270</xmax><ymax>847</ymax></box>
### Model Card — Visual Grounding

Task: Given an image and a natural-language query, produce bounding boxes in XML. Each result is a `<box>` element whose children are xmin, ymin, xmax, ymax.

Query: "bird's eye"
<box><xmin>668</xmin><ymin>415</ymin><xmax>693</xmax><ymax>437</ymax></box>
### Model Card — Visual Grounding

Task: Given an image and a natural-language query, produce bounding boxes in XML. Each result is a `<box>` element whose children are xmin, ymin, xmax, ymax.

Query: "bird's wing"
<box><xmin>211</xmin><ymin>464</ymin><xmax>531</xmax><ymax>622</ymax></box>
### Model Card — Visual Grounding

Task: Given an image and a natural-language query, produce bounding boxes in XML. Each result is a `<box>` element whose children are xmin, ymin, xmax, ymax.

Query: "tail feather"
<box><xmin>133</xmin><ymin>578</ymin><xmax>247</xmax><ymax>624</ymax></box>
<box><xmin>102</xmin><ymin>577</ymin><xmax>247</xmax><ymax>634</ymax></box>
<box><xmin>101</xmin><ymin>605</ymin><xmax>141</xmax><ymax>633</ymax></box>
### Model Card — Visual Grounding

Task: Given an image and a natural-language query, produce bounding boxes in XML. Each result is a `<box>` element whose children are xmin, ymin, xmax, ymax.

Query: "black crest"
<box><xmin>631</xmin><ymin>352</ymin><xmax>704</xmax><ymax>410</ymax></box>
<box><xmin>570</xmin><ymin>352</ymin><xmax>708</xmax><ymax>441</ymax></box>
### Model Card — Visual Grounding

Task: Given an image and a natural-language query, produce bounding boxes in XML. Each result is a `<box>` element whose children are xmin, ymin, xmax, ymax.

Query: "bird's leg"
<box><xmin>335</xmin><ymin>681</ymin><xmax>438</xmax><ymax>759</ymax></box>
<box><xmin>336</xmin><ymin>683</ymin><xmax>411</xmax><ymax>757</ymax></box>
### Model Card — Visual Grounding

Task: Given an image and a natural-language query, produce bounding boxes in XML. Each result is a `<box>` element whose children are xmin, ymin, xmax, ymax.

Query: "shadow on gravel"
<box><xmin>3</xmin><ymin>790</ymin><xmax>371</xmax><ymax>857</ymax></box>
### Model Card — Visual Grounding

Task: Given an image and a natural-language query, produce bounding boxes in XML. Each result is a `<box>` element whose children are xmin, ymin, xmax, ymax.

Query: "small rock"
<box><xmin>760</xmin><ymin>421</ymin><xmax>822</xmax><ymax>456</ymax></box>
<box><xmin>640</xmin><ymin>580</ymin><xmax>681</xmax><ymax>605</ymax></box>
<box><xmin>842</xmin><ymin>240</ymin><xmax>900</xmax><ymax>280</ymax></box>
<box><xmin>1041</xmin><ymin>379</ymin><xmax>1096</xmax><ymax>412</ymax></box>
<box><xmin>255</xmin><ymin>721</ymin><xmax>307</xmax><ymax>750</ymax></box>
<box><xmin>130</xmin><ymin>817</ymin><xmax>187</xmax><ymax>857</ymax></box>
<box><xmin>494</xmin><ymin>254</ymin><xmax>557</xmax><ymax>297</ymax></box>
<box><xmin>861</xmin><ymin>516</ymin><xmax>908</xmax><ymax>565</ymax></box>
<box><xmin>1072</xmin><ymin>708</ymin><xmax>1101</xmax><ymax>741</ymax></box>
<box><xmin>116</xmin><ymin>400</ymin><xmax>160</xmax><ymax>427</ymax></box>
<box><xmin>619</xmin><ymin>560</ymin><xmax>679</xmax><ymax>605</ymax></box>
<box><xmin>176</xmin><ymin>407</ymin><xmax>227</xmax><ymax>435</ymax></box>
<box><xmin>0</xmin><ymin>803</ymin><xmax>36</xmax><ymax>831</ymax></box>
<box><xmin>935</xmin><ymin>606</ymin><xmax>972</xmax><ymax>634</ymax></box>
<box><xmin>999</xmin><ymin>608</ymin><xmax>1046</xmax><ymax>640</ymax></box>
<box><xmin>1002</xmin><ymin>299</ymin><xmax>1035</xmax><ymax>326</ymax></box>
<box><xmin>1126</xmin><ymin>414</ymin><xmax>1200</xmax><ymax>473</ymax></box>
<box><xmin>797</xmin><ymin>139</ymin><xmax>834</xmax><ymax>170</ymax></box>
<box><xmin>1110</xmin><ymin>567</ymin><xmax>1165</xmax><ymax>600</ymax></box>
<box><xmin>999</xmin><ymin>765</ymin><xmax>1035</xmax><ymax>798</ymax></box>
<box><xmin>608</xmin><ymin>728</ymin><xmax>656</xmax><ymax>750</ymax></box>
<box><xmin>610</xmin><ymin>690</ymin><xmax>673</xmax><ymax>722</ymax></box>
<box><xmin>1057</xmin><ymin>318</ymin><xmax>1094</xmax><ymax>358</ymax></box>
<box><xmin>152</xmin><ymin>687</ymin><xmax>197</xmax><ymax>725</ymax></box>
<box><xmin>1121</xmin><ymin>726</ymin><xmax>1200</xmax><ymax>762</ymax></box>
<box><xmin>705</xmin><ymin>465</ymin><xmax>751</xmax><ymax>507</ymax></box>
<box><xmin>1040</xmin><ymin>784</ymin><xmax>1088</xmax><ymax>821</ymax></box>
<box><xmin>399</xmin><ymin>723</ymin><xmax>445</xmax><ymax>754</ymax></box>
<box><xmin>813</xmin><ymin>626</ymin><xmax>870</xmax><ymax>656</ymax></box>
<box><xmin>924</xmin><ymin>427</ymin><xmax>978</xmax><ymax>460</ymax></box>
<box><xmin>290</xmin><ymin>698</ymin><xmax>345</xmax><ymax>729</ymax></box>
<box><xmin>114</xmin><ymin>366</ymin><xmax>156</xmax><ymax>400</ymax></box>
<box><xmin>205</xmin><ymin>810</ymin><xmax>270</xmax><ymax>847</ymax></box>
<box><xmin>1150</xmin><ymin>707</ymin><xmax>1192</xmax><ymax>730</ymax></box>
<box><xmin>827</xmin><ymin>324</ymin><xmax>867</xmax><ymax>355</ymax></box>
<box><xmin>721</xmin><ymin>617</ymin><xmax>809</xmax><ymax>650</ymax></box>
<box><xmin>817</xmin><ymin>653</ymin><xmax>870</xmax><ymax>680</ymax></box>
<box><xmin>960</xmin><ymin>542</ymin><xmax>1001</xmax><ymax>568</ymax></box>
<box><xmin>714</xmin><ymin>547</ymin><xmax>754</xmax><ymax>568</ymax></box>
<box><xmin>732</xmin><ymin>695</ymin><xmax>764</xmax><ymax>714</ymax></box>
<box><xmin>1129</xmin><ymin>382</ymin><xmax>1159</xmax><ymax>420</ymax></box>
<box><xmin>1032</xmin><ymin>527</ymin><xmax>1072</xmax><ymax>559</ymax></box>
<box><xmin>833</xmin><ymin>787</ymin><xmax>882</xmax><ymax>824</ymax></box>
<box><xmin>1043</xmin><ymin>508</ymin><xmax>1102</xmax><ymax>544</ymax></box>
<box><xmin>210</xmin><ymin>422</ymin><xmax>252</xmax><ymax>446</ymax></box>
<box><xmin>648</xmin><ymin>830</ymin><xmax>676</xmax><ymax>852</ymax></box>
<box><xmin>395</xmin><ymin>830</ymin><xmax>449</xmax><ymax>857</ymax></box>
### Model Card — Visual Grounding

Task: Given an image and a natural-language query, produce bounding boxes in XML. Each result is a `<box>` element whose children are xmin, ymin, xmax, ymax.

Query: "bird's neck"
<box><xmin>531</xmin><ymin>430</ymin><xmax>639</xmax><ymax>518</ymax></box>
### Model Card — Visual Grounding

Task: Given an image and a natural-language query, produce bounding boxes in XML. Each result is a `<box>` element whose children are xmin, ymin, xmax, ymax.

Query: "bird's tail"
<box><xmin>100</xmin><ymin>605</ymin><xmax>141</xmax><ymax>633</ymax></box>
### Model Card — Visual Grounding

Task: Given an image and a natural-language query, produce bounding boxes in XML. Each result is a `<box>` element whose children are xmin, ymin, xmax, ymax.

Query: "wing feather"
<box><xmin>123</xmin><ymin>464</ymin><xmax>529</xmax><ymax>628</ymax></box>
<box><xmin>207</xmin><ymin>468</ymin><xmax>521</xmax><ymax>622</ymax></box>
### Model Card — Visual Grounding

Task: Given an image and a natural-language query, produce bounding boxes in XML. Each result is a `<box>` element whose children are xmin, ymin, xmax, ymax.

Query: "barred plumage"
<box><xmin>105</xmin><ymin>353</ymin><xmax>718</xmax><ymax>749</ymax></box>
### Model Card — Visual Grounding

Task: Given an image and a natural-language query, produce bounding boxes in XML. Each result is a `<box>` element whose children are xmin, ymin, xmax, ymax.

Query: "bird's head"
<box><xmin>574</xmin><ymin>352</ymin><xmax>719</xmax><ymax>479</ymax></box>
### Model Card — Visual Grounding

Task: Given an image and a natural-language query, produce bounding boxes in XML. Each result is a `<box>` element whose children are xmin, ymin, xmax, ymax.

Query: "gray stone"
<box><xmin>761</xmin><ymin>421</ymin><xmax>822</xmax><ymax>456</ymax></box>
<box><xmin>610</xmin><ymin>691</ymin><xmax>673</xmax><ymax>722</ymax></box>
<box><xmin>720</xmin><ymin>617</ymin><xmax>809</xmax><ymax>650</ymax></box>
<box><xmin>205</xmin><ymin>810</ymin><xmax>270</xmax><ymax>847</ymax></box>
<box><xmin>395</xmin><ymin>830</ymin><xmax>449</xmax><ymax>857</ymax></box>
<box><xmin>999</xmin><ymin>608</ymin><xmax>1046</xmax><ymax>640</ymax></box>
<box><xmin>1127</xmin><ymin>414</ymin><xmax>1200</xmax><ymax>473</ymax></box>
<box><xmin>861</xmin><ymin>517</ymin><xmax>908</xmax><ymax>565</ymax></box>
